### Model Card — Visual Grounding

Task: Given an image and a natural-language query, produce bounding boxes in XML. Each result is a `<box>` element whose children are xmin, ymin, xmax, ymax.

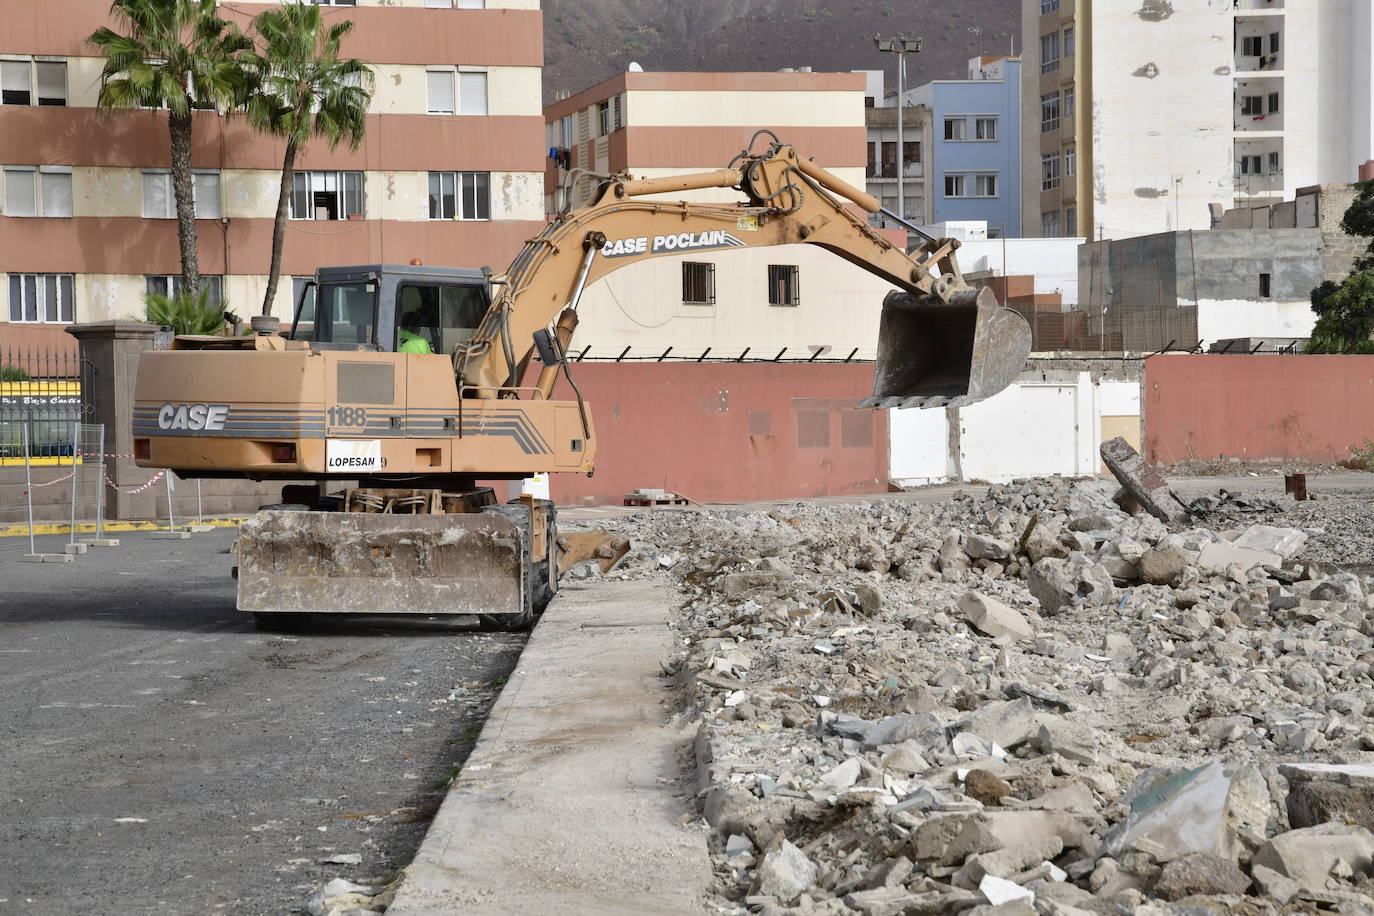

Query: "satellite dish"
<box><xmin>628</xmin><ymin>62</ymin><xmax>644</xmax><ymax>72</ymax></box>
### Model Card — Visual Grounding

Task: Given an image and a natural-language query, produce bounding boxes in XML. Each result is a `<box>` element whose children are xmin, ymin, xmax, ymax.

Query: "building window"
<box><xmin>1041</xmin><ymin>0</ymin><xmax>1059</xmax><ymax>13</ymax></box>
<box><xmin>766</xmin><ymin>265</ymin><xmax>799</xmax><ymax>307</ymax></box>
<box><xmin>141</xmin><ymin>169</ymin><xmax>219</xmax><ymax>219</ymax></box>
<box><xmin>1270</xmin><ymin>31</ymin><xmax>1281</xmax><ymax>54</ymax></box>
<box><xmin>1040</xmin><ymin>92</ymin><xmax>1060</xmax><ymax>132</ymax></box>
<box><xmin>1240</xmin><ymin>95</ymin><xmax>1263</xmax><ymax>116</ymax></box>
<box><xmin>975</xmin><ymin>174</ymin><xmax>998</xmax><ymax>197</ymax></box>
<box><xmin>880</xmin><ymin>141</ymin><xmax>897</xmax><ymax>177</ymax></box>
<box><xmin>1065</xmin><ymin>206</ymin><xmax>1077</xmax><ymax>237</ymax></box>
<box><xmin>8</xmin><ymin>273</ymin><xmax>75</xmax><ymax>323</ymax></box>
<box><xmin>682</xmin><ymin>262</ymin><xmax>715</xmax><ymax>305</ymax></box>
<box><xmin>866</xmin><ymin>142</ymin><xmax>876</xmax><ymax>178</ymax></box>
<box><xmin>1259</xmin><ymin>273</ymin><xmax>1271</xmax><ymax>298</ymax></box>
<box><xmin>1239</xmin><ymin>154</ymin><xmax>1262</xmax><ymax>175</ymax></box>
<box><xmin>428</xmin><ymin>171</ymin><xmax>489</xmax><ymax>220</ymax></box>
<box><xmin>1268</xmin><ymin>151</ymin><xmax>1281</xmax><ymax>173</ymax></box>
<box><xmin>944</xmin><ymin>174</ymin><xmax>965</xmax><ymax>197</ymax></box>
<box><xmin>4</xmin><ymin>166</ymin><xmax>72</xmax><ymax>217</ymax></box>
<box><xmin>459</xmin><ymin>71</ymin><xmax>486</xmax><ymax>115</ymax></box>
<box><xmin>1040</xmin><ymin>32</ymin><xmax>1060</xmax><ymax>74</ymax></box>
<box><xmin>1064</xmin><ymin>145</ymin><xmax>1076</xmax><ymax>177</ymax></box>
<box><xmin>1063</xmin><ymin>86</ymin><xmax>1075</xmax><ymax>119</ymax></box>
<box><xmin>290</xmin><ymin>170</ymin><xmax>364</xmax><ymax>220</ymax></box>
<box><xmin>597</xmin><ymin>100</ymin><xmax>610</xmax><ymax>136</ymax></box>
<box><xmin>291</xmin><ymin>276</ymin><xmax>317</xmax><ymax>325</ymax></box>
<box><xmin>145</xmin><ymin>275</ymin><xmax>222</xmax><ymax>306</ymax></box>
<box><xmin>0</xmin><ymin>58</ymin><xmax>66</xmax><ymax>106</ymax></box>
<box><xmin>1042</xmin><ymin>209</ymin><xmax>1061</xmax><ymax>238</ymax></box>
<box><xmin>1268</xmin><ymin>92</ymin><xmax>1280</xmax><ymax>113</ymax></box>
<box><xmin>944</xmin><ymin>173</ymin><xmax>996</xmax><ymax>198</ymax></box>
<box><xmin>426</xmin><ymin>69</ymin><xmax>455</xmax><ymax>114</ymax></box>
<box><xmin>943</xmin><ymin>117</ymin><xmax>966</xmax><ymax>141</ymax></box>
<box><xmin>1041</xmin><ymin>152</ymin><xmax>1061</xmax><ymax>191</ymax></box>
<box><xmin>904</xmin><ymin>141</ymin><xmax>921</xmax><ymax>164</ymax></box>
<box><xmin>611</xmin><ymin>94</ymin><xmax>623</xmax><ymax>131</ymax></box>
<box><xmin>1064</xmin><ymin>26</ymin><xmax>1075</xmax><ymax>57</ymax></box>
<box><xmin>1241</xmin><ymin>35</ymin><xmax>1263</xmax><ymax>57</ymax></box>
<box><xmin>975</xmin><ymin>117</ymin><xmax>997</xmax><ymax>140</ymax></box>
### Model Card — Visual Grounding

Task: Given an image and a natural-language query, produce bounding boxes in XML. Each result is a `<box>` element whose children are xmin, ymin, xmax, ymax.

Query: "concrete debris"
<box><xmin>1251</xmin><ymin>822</ymin><xmax>1374</xmax><ymax>888</ymax></box>
<box><xmin>583</xmin><ymin>475</ymin><xmax>1374</xmax><ymax>912</ymax></box>
<box><xmin>1151</xmin><ymin>852</ymin><xmax>1250</xmax><ymax>900</ymax></box>
<box><xmin>960</xmin><ymin>591</ymin><xmax>1034</xmax><ymax>642</ymax></box>
<box><xmin>1100</xmin><ymin>436</ymin><xmax>1186</xmax><ymax>522</ymax></box>
<box><xmin>751</xmin><ymin>839</ymin><xmax>818</xmax><ymax>903</ymax></box>
<box><xmin>1279</xmin><ymin>763</ymin><xmax>1374</xmax><ymax>830</ymax></box>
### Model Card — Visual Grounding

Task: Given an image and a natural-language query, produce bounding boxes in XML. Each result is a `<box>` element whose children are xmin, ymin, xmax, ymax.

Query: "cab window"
<box><xmin>313</xmin><ymin>281</ymin><xmax>376</xmax><ymax>346</ymax></box>
<box><xmin>396</xmin><ymin>283</ymin><xmax>486</xmax><ymax>354</ymax></box>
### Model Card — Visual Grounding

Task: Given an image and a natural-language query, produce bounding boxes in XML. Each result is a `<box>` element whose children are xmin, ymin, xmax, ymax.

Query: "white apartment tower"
<box><xmin>1020</xmin><ymin>0</ymin><xmax>1374</xmax><ymax>240</ymax></box>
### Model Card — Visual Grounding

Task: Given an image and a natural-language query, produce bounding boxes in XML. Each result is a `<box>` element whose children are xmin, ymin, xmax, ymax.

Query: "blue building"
<box><xmin>909</xmin><ymin>57</ymin><xmax>1022</xmax><ymax>237</ymax></box>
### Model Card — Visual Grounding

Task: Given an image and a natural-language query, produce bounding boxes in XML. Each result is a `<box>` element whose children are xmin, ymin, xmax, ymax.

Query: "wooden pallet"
<box><xmin>623</xmin><ymin>494</ymin><xmax>689</xmax><ymax>507</ymax></box>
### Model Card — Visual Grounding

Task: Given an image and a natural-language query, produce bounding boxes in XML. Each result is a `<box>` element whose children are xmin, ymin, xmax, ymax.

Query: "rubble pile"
<box><xmin>604</xmin><ymin>479</ymin><xmax>1374</xmax><ymax>914</ymax></box>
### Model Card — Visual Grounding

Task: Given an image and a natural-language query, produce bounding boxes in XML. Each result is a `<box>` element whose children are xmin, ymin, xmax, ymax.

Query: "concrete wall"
<box><xmin>889</xmin><ymin>360</ymin><xmax>1142</xmax><ymax>485</ymax></box>
<box><xmin>545</xmin><ymin>363</ymin><xmax>890</xmax><ymax>506</ymax></box>
<box><xmin>1143</xmin><ymin>354</ymin><xmax>1374</xmax><ymax>464</ymax></box>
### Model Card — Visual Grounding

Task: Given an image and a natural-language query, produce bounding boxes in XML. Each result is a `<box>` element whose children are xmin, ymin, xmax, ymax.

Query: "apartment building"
<box><xmin>1020</xmin><ymin>0</ymin><xmax>1374</xmax><ymax>240</ymax></box>
<box><xmin>1</xmin><ymin>0</ymin><xmax>544</xmax><ymax>349</ymax></box>
<box><xmin>910</xmin><ymin>56</ymin><xmax>1022</xmax><ymax>237</ymax></box>
<box><xmin>542</xmin><ymin>70</ymin><xmax>906</xmax><ymax>360</ymax></box>
<box><xmin>857</xmin><ymin>68</ymin><xmax>934</xmax><ymax>229</ymax></box>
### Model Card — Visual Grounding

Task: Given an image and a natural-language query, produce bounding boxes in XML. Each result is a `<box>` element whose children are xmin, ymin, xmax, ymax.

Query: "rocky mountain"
<box><xmin>543</xmin><ymin>0</ymin><xmax>1022</xmax><ymax>102</ymax></box>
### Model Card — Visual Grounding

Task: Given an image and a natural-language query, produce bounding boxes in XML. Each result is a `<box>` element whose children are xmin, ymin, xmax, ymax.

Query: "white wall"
<box><xmin>956</xmin><ymin>236</ymin><xmax>1084</xmax><ymax>305</ymax></box>
<box><xmin>1193</xmin><ymin>298</ymin><xmax>1315</xmax><ymax>347</ymax></box>
<box><xmin>571</xmin><ymin>244</ymin><xmax>898</xmax><ymax>360</ymax></box>
<box><xmin>888</xmin><ymin>370</ymin><xmax>1141</xmax><ymax>485</ymax></box>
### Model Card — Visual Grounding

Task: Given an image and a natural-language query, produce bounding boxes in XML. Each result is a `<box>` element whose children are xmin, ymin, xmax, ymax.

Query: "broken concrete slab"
<box><xmin>1251</xmin><ymin>822</ymin><xmax>1374</xmax><ymax>888</ymax></box>
<box><xmin>955</xmin><ymin>698</ymin><xmax>1040</xmax><ymax>749</ymax></box>
<box><xmin>1139</xmin><ymin>545</ymin><xmax>1192</xmax><ymax>587</ymax></box>
<box><xmin>1279</xmin><ymin>763</ymin><xmax>1374</xmax><ymax>831</ymax></box>
<box><xmin>1036</xmin><ymin>722</ymin><xmax>1099</xmax><ymax>766</ymax></box>
<box><xmin>960</xmin><ymin>591</ymin><xmax>1034</xmax><ymax>642</ymax></box>
<box><xmin>1233</xmin><ymin>524</ymin><xmax>1308</xmax><ymax>559</ymax></box>
<box><xmin>1151</xmin><ymin>852</ymin><xmax>1249</xmax><ymax>900</ymax></box>
<box><xmin>1100</xmin><ymin>436</ymin><xmax>1186</xmax><ymax>523</ymax></box>
<box><xmin>1100</xmin><ymin>760</ymin><xmax>1270</xmax><ymax>863</ymax></box>
<box><xmin>1027</xmin><ymin>554</ymin><xmax>1116</xmax><ymax>614</ymax></box>
<box><xmin>955</xmin><ymin>837</ymin><xmax>1064</xmax><ymax>887</ymax></box>
<box><xmin>1196</xmin><ymin>541</ymin><xmax>1282</xmax><ymax>575</ymax></box>
<box><xmin>752</xmin><ymin>839</ymin><xmax>818</xmax><ymax>904</ymax></box>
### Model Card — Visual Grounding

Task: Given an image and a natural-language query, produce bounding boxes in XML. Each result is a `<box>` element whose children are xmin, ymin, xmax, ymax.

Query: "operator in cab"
<box><xmin>397</xmin><ymin>287</ymin><xmax>438</xmax><ymax>354</ymax></box>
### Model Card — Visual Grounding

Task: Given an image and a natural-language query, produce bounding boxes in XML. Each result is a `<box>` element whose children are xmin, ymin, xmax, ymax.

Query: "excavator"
<box><xmin>132</xmin><ymin>137</ymin><xmax>1032</xmax><ymax>628</ymax></box>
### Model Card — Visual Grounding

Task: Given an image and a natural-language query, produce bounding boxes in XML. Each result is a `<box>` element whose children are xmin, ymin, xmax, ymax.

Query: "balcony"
<box><xmin>1235</xmin><ymin>18</ymin><xmax>1284</xmax><ymax>72</ymax></box>
<box><xmin>865</xmin><ymin>162</ymin><xmax>926</xmax><ymax>181</ymax></box>
<box><xmin>1234</xmin><ymin>78</ymin><xmax>1283</xmax><ymax>132</ymax></box>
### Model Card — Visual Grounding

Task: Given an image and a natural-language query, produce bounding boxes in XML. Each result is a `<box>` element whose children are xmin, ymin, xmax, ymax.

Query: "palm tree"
<box><xmin>243</xmin><ymin>4</ymin><xmax>372</xmax><ymax>316</ymax></box>
<box><xmin>89</xmin><ymin>0</ymin><xmax>250</xmax><ymax>298</ymax></box>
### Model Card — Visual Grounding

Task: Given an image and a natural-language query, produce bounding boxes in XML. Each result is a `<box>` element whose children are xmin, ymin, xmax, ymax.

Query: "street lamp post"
<box><xmin>875</xmin><ymin>34</ymin><xmax>922</xmax><ymax>222</ymax></box>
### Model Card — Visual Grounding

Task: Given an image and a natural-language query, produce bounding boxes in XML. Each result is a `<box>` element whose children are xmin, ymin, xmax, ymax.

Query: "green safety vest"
<box><xmin>398</xmin><ymin>329</ymin><xmax>433</xmax><ymax>354</ymax></box>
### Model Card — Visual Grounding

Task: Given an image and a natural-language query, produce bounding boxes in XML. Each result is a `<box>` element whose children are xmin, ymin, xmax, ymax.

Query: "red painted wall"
<box><xmin>544</xmin><ymin>363</ymin><xmax>889</xmax><ymax>506</ymax></box>
<box><xmin>1144</xmin><ymin>354</ymin><xmax>1374</xmax><ymax>464</ymax></box>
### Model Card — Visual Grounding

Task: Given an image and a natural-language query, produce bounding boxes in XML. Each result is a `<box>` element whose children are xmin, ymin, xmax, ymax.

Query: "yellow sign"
<box><xmin>1</xmin><ymin>380</ymin><xmax>83</xmax><ymax>467</ymax></box>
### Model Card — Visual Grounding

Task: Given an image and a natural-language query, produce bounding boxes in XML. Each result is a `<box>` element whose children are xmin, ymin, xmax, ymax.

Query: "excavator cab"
<box><xmin>288</xmin><ymin>264</ymin><xmax>490</xmax><ymax>355</ymax></box>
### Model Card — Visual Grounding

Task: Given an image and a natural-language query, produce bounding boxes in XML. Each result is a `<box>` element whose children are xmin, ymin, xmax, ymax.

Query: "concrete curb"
<box><xmin>387</xmin><ymin>578</ymin><xmax>712</xmax><ymax>915</ymax></box>
<box><xmin>0</xmin><ymin>517</ymin><xmax>246</xmax><ymax>538</ymax></box>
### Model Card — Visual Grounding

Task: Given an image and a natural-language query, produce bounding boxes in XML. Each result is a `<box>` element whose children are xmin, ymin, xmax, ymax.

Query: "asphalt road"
<box><xmin>0</xmin><ymin>529</ymin><xmax>527</xmax><ymax>915</ymax></box>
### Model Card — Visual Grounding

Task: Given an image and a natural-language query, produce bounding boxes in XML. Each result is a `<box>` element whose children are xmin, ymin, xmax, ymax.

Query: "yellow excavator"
<box><xmin>132</xmin><ymin>138</ymin><xmax>1032</xmax><ymax>628</ymax></box>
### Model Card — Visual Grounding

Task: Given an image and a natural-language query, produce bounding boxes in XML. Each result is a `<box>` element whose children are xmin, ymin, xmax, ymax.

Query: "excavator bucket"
<box><xmin>236</xmin><ymin>510</ymin><xmax>525</xmax><ymax>618</ymax></box>
<box><xmin>861</xmin><ymin>286</ymin><xmax>1033</xmax><ymax>409</ymax></box>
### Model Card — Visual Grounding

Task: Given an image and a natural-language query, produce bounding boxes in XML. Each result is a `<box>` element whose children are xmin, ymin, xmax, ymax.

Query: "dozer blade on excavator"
<box><xmin>861</xmin><ymin>286</ymin><xmax>1032</xmax><ymax>410</ymax></box>
<box><xmin>236</xmin><ymin>510</ymin><xmax>526</xmax><ymax>618</ymax></box>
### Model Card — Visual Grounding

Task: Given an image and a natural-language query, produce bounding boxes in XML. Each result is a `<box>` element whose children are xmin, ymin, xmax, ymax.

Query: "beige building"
<box><xmin>1020</xmin><ymin>0</ymin><xmax>1374</xmax><ymax>240</ymax></box>
<box><xmin>2</xmin><ymin>0</ymin><xmax>544</xmax><ymax>350</ymax></box>
<box><xmin>543</xmin><ymin>70</ymin><xmax>907</xmax><ymax>361</ymax></box>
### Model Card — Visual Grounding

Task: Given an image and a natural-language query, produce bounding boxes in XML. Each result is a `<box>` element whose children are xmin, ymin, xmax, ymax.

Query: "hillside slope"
<box><xmin>543</xmin><ymin>0</ymin><xmax>1022</xmax><ymax>102</ymax></box>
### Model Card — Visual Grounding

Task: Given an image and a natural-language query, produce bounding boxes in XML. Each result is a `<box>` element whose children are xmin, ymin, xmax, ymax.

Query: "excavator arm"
<box><xmin>459</xmin><ymin>139</ymin><xmax>1032</xmax><ymax>410</ymax></box>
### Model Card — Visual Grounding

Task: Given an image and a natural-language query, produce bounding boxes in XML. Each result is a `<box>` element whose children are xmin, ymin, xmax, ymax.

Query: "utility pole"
<box><xmin>875</xmin><ymin>34</ymin><xmax>922</xmax><ymax>222</ymax></box>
